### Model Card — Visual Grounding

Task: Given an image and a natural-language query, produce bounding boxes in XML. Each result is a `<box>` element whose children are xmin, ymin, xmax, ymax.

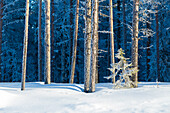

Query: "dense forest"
<box><xmin>0</xmin><ymin>0</ymin><xmax>169</xmax><ymax>88</ymax></box>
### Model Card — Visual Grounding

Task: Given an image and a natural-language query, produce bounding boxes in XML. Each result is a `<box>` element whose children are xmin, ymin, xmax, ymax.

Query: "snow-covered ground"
<box><xmin>0</xmin><ymin>82</ymin><xmax>170</xmax><ymax>113</ymax></box>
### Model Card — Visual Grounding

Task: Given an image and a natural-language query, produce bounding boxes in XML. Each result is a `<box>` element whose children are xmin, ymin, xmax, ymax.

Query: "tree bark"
<box><xmin>44</xmin><ymin>0</ymin><xmax>51</xmax><ymax>84</ymax></box>
<box><xmin>21</xmin><ymin>0</ymin><xmax>30</xmax><ymax>90</ymax></box>
<box><xmin>38</xmin><ymin>0</ymin><xmax>42</xmax><ymax>81</ymax></box>
<box><xmin>0</xmin><ymin>0</ymin><xmax>3</xmax><ymax>82</ymax></box>
<box><xmin>131</xmin><ymin>0</ymin><xmax>139</xmax><ymax>87</ymax></box>
<box><xmin>109</xmin><ymin>0</ymin><xmax>115</xmax><ymax>83</ymax></box>
<box><xmin>70</xmin><ymin>0</ymin><xmax>79</xmax><ymax>84</ymax></box>
<box><xmin>90</xmin><ymin>0</ymin><xmax>99</xmax><ymax>92</ymax></box>
<box><xmin>84</xmin><ymin>0</ymin><xmax>92</xmax><ymax>93</ymax></box>
<box><xmin>156</xmin><ymin>8</ymin><xmax>160</xmax><ymax>81</ymax></box>
<box><xmin>51</xmin><ymin>0</ymin><xmax>55</xmax><ymax>82</ymax></box>
<box><xmin>123</xmin><ymin>0</ymin><xmax>127</xmax><ymax>54</ymax></box>
<box><xmin>117</xmin><ymin>0</ymin><xmax>121</xmax><ymax>49</ymax></box>
<box><xmin>69</xmin><ymin>0</ymin><xmax>73</xmax><ymax>80</ymax></box>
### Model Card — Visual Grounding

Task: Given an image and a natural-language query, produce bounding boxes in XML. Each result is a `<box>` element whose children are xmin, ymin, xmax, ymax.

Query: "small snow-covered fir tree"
<box><xmin>105</xmin><ymin>48</ymin><xmax>138</xmax><ymax>88</ymax></box>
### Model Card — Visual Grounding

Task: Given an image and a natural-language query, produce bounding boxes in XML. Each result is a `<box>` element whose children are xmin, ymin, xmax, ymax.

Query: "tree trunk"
<box><xmin>38</xmin><ymin>0</ymin><xmax>42</xmax><ymax>81</ymax></box>
<box><xmin>70</xmin><ymin>0</ymin><xmax>79</xmax><ymax>84</ymax></box>
<box><xmin>44</xmin><ymin>0</ymin><xmax>51</xmax><ymax>84</ymax></box>
<box><xmin>146</xmin><ymin>14</ymin><xmax>151</xmax><ymax>81</ymax></box>
<box><xmin>51</xmin><ymin>0</ymin><xmax>55</xmax><ymax>82</ymax></box>
<box><xmin>117</xmin><ymin>0</ymin><xmax>121</xmax><ymax>49</ymax></box>
<box><xmin>0</xmin><ymin>0</ymin><xmax>3</xmax><ymax>82</ymax></box>
<box><xmin>131</xmin><ymin>0</ymin><xmax>139</xmax><ymax>87</ymax></box>
<box><xmin>156</xmin><ymin>8</ymin><xmax>160</xmax><ymax>81</ymax></box>
<box><xmin>109</xmin><ymin>0</ymin><xmax>115</xmax><ymax>83</ymax></box>
<box><xmin>90</xmin><ymin>0</ymin><xmax>99</xmax><ymax>92</ymax></box>
<box><xmin>69</xmin><ymin>0</ymin><xmax>73</xmax><ymax>80</ymax></box>
<box><xmin>123</xmin><ymin>0</ymin><xmax>127</xmax><ymax>54</ymax></box>
<box><xmin>21</xmin><ymin>0</ymin><xmax>30</xmax><ymax>90</ymax></box>
<box><xmin>84</xmin><ymin>0</ymin><xmax>92</xmax><ymax>93</ymax></box>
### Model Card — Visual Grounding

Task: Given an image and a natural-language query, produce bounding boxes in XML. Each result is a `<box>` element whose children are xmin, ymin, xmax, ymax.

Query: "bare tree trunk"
<box><xmin>109</xmin><ymin>0</ymin><xmax>115</xmax><ymax>83</ymax></box>
<box><xmin>90</xmin><ymin>0</ymin><xmax>99</xmax><ymax>92</ymax></box>
<box><xmin>156</xmin><ymin>8</ymin><xmax>160</xmax><ymax>81</ymax></box>
<box><xmin>131</xmin><ymin>0</ymin><xmax>139</xmax><ymax>87</ymax></box>
<box><xmin>51</xmin><ymin>0</ymin><xmax>55</xmax><ymax>82</ymax></box>
<box><xmin>44</xmin><ymin>0</ymin><xmax>51</xmax><ymax>84</ymax></box>
<box><xmin>70</xmin><ymin>0</ymin><xmax>79</xmax><ymax>84</ymax></box>
<box><xmin>84</xmin><ymin>0</ymin><xmax>92</xmax><ymax>93</ymax></box>
<box><xmin>117</xmin><ymin>0</ymin><xmax>121</xmax><ymax>49</ymax></box>
<box><xmin>146</xmin><ymin>15</ymin><xmax>151</xmax><ymax>81</ymax></box>
<box><xmin>0</xmin><ymin>0</ymin><xmax>3</xmax><ymax>81</ymax></box>
<box><xmin>38</xmin><ymin>0</ymin><xmax>42</xmax><ymax>81</ymax></box>
<box><xmin>123</xmin><ymin>0</ymin><xmax>127</xmax><ymax>54</ymax></box>
<box><xmin>21</xmin><ymin>0</ymin><xmax>30</xmax><ymax>91</ymax></box>
<box><xmin>69</xmin><ymin>0</ymin><xmax>73</xmax><ymax>80</ymax></box>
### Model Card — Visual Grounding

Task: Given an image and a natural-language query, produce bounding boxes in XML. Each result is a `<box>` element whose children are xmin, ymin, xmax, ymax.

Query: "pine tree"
<box><xmin>84</xmin><ymin>0</ymin><xmax>92</xmax><ymax>92</ymax></box>
<box><xmin>106</xmin><ymin>48</ymin><xmax>138</xmax><ymax>88</ymax></box>
<box><xmin>0</xmin><ymin>0</ymin><xmax>3</xmax><ymax>81</ymax></box>
<box><xmin>21</xmin><ymin>0</ymin><xmax>30</xmax><ymax>90</ymax></box>
<box><xmin>90</xmin><ymin>0</ymin><xmax>99</xmax><ymax>92</ymax></box>
<box><xmin>44</xmin><ymin>0</ymin><xmax>51</xmax><ymax>84</ymax></box>
<box><xmin>109</xmin><ymin>0</ymin><xmax>115</xmax><ymax>83</ymax></box>
<box><xmin>70</xmin><ymin>0</ymin><xmax>80</xmax><ymax>84</ymax></box>
<box><xmin>38</xmin><ymin>0</ymin><xmax>42</xmax><ymax>81</ymax></box>
<box><xmin>131</xmin><ymin>0</ymin><xmax>139</xmax><ymax>87</ymax></box>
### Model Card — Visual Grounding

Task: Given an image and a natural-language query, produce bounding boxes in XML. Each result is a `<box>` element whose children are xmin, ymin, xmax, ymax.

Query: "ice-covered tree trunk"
<box><xmin>156</xmin><ymin>8</ymin><xmax>160</xmax><ymax>81</ymax></box>
<box><xmin>0</xmin><ymin>0</ymin><xmax>3</xmax><ymax>81</ymax></box>
<box><xmin>123</xmin><ymin>0</ymin><xmax>127</xmax><ymax>54</ymax></box>
<box><xmin>44</xmin><ymin>0</ymin><xmax>51</xmax><ymax>84</ymax></box>
<box><xmin>38</xmin><ymin>0</ymin><xmax>42</xmax><ymax>81</ymax></box>
<box><xmin>109</xmin><ymin>0</ymin><xmax>115</xmax><ymax>83</ymax></box>
<box><xmin>131</xmin><ymin>0</ymin><xmax>139</xmax><ymax>87</ymax></box>
<box><xmin>84</xmin><ymin>0</ymin><xmax>92</xmax><ymax>92</ymax></box>
<box><xmin>51</xmin><ymin>0</ymin><xmax>55</xmax><ymax>82</ymax></box>
<box><xmin>70</xmin><ymin>0</ymin><xmax>79</xmax><ymax>84</ymax></box>
<box><xmin>90</xmin><ymin>0</ymin><xmax>99</xmax><ymax>92</ymax></box>
<box><xmin>21</xmin><ymin>0</ymin><xmax>30</xmax><ymax>90</ymax></box>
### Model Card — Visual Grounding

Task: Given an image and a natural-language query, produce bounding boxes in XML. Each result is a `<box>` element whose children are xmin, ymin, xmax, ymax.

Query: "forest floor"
<box><xmin>0</xmin><ymin>82</ymin><xmax>170</xmax><ymax>113</ymax></box>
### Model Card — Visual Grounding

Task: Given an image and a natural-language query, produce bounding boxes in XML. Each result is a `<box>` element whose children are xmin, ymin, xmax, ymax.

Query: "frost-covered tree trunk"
<box><xmin>91</xmin><ymin>0</ymin><xmax>99</xmax><ymax>92</ymax></box>
<box><xmin>51</xmin><ymin>0</ymin><xmax>55</xmax><ymax>82</ymax></box>
<box><xmin>84</xmin><ymin>0</ymin><xmax>92</xmax><ymax>92</ymax></box>
<box><xmin>70</xmin><ymin>0</ymin><xmax>79</xmax><ymax>84</ymax></box>
<box><xmin>0</xmin><ymin>0</ymin><xmax>3</xmax><ymax>81</ymax></box>
<box><xmin>21</xmin><ymin>0</ymin><xmax>30</xmax><ymax>90</ymax></box>
<box><xmin>156</xmin><ymin>8</ymin><xmax>160</xmax><ymax>81</ymax></box>
<box><xmin>109</xmin><ymin>0</ymin><xmax>115</xmax><ymax>83</ymax></box>
<box><xmin>131</xmin><ymin>0</ymin><xmax>139</xmax><ymax>87</ymax></box>
<box><xmin>123</xmin><ymin>0</ymin><xmax>127</xmax><ymax>54</ymax></box>
<box><xmin>38</xmin><ymin>0</ymin><xmax>42</xmax><ymax>81</ymax></box>
<box><xmin>44</xmin><ymin>0</ymin><xmax>51</xmax><ymax>84</ymax></box>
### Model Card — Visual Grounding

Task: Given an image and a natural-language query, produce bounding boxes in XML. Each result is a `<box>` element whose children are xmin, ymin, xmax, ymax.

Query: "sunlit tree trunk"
<box><xmin>21</xmin><ymin>0</ymin><xmax>30</xmax><ymax>90</ymax></box>
<box><xmin>70</xmin><ymin>0</ymin><xmax>79</xmax><ymax>84</ymax></box>
<box><xmin>44</xmin><ymin>0</ymin><xmax>51</xmax><ymax>84</ymax></box>
<box><xmin>84</xmin><ymin>0</ymin><xmax>92</xmax><ymax>92</ymax></box>
<box><xmin>0</xmin><ymin>0</ymin><xmax>3</xmax><ymax>81</ymax></box>
<box><xmin>38</xmin><ymin>0</ymin><xmax>42</xmax><ymax>81</ymax></box>
<box><xmin>131</xmin><ymin>0</ymin><xmax>139</xmax><ymax>87</ymax></box>
<box><xmin>109</xmin><ymin>0</ymin><xmax>115</xmax><ymax>83</ymax></box>
<box><xmin>90</xmin><ymin>0</ymin><xmax>99</xmax><ymax>92</ymax></box>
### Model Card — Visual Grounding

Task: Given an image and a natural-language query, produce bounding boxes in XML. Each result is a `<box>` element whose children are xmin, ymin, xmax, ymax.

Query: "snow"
<box><xmin>0</xmin><ymin>82</ymin><xmax>170</xmax><ymax>113</ymax></box>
